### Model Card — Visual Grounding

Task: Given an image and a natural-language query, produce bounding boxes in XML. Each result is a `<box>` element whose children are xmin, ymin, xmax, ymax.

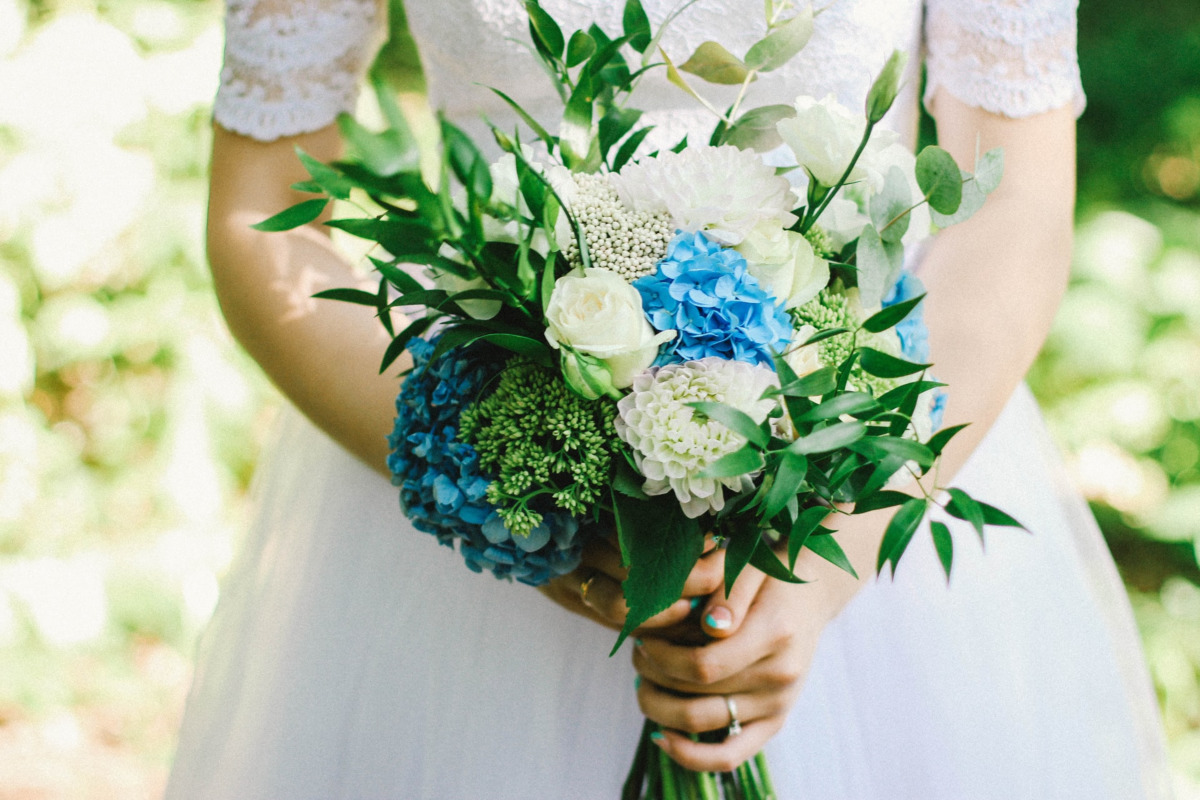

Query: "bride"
<box><xmin>167</xmin><ymin>0</ymin><xmax>1173</xmax><ymax>797</ymax></box>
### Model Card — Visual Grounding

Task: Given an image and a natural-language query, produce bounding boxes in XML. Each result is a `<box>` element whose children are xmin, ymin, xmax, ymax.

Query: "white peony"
<box><xmin>615</xmin><ymin>358</ymin><xmax>780</xmax><ymax>518</ymax></box>
<box><xmin>735</xmin><ymin>222</ymin><xmax>830</xmax><ymax>309</ymax></box>
<box><xmin>777</xmin><ymin>94</ymin><xmax>897</xmax><ymax>188</ymax></box>
<box><xmin>609</xmin><ymin>145</ymin><xmax>797</xmax><ymax>246</ymax></box>
<box><xmin>544</xmin><ymin>268</ymin><xmax>675</xmax><ymax>390</ymax></box>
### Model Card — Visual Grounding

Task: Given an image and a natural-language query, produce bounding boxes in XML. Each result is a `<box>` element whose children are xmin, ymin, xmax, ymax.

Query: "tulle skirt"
<box><xmin>165</xmin><ymin>385</ymin><xmax>1172</xmax><ymax>799</ymax></box>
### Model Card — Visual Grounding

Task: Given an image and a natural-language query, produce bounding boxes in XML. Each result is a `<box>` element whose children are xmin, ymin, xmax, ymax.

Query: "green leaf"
<box><xmin>440</xmin><ymin>117</ymin><xmax>492</xmax><ymax>201</ymax></box>
<box><xmin>297</xmin><ymin>150</ymin><xmax>356</xmax><ymax>200</ymax></box>
<box><xmin>697</xmin><ymin>445</ymin><xmax>766</xmax><ymax>479</ymax></box>
<box><xmin>612</xmin><ymin>493</ymin><xmax>705</xmax><ymax>654</ymax></box>
<box><xmin>370</xmin><ymin>257</ymin><xmax>425</xmax><ymax>295</ymax></box>
<box><xmin>598</xmin><ymin>107</ymin><xmax>642</xmax><ymax>159</ymax></box>
<box><xmin>803</xmin><ymin>327</ymin><xmax>852</xmax><ymax>346</ymax></box>
<box><xmin>849</xmin><ymin>436</ymin><xmax>935</xmax><ymax>470</ymax></box>
<box><xmin>852</xmin><ymin>490</ymin><xmax>912</xmax><ymax>514</ymax></box>
<box><xmin>876</xmin><ymin>496</ymin><xmax>927</xmax><ymax>575</ymax></box>
<box><xmin>612</xmin><ymin>125</ymin><xmax>654</xmax><ymax>172</ymax></box>
<box><xmin>926</xmin><ymin>422</ymin><xmax>968</xmax><ymax>457</ymax></box>
<box><xmin>525</xmin><ymin>1</ymin><xmax>565</xmax><ymax>59</ymax></box>
<box><xmin>312</xmin><ymin>287</ymin><xmax>380</xmax><ymax>306</ymax></box>
<box><xmin>688</xmin><ymin>401</ymin><xmax>770</xmax><ymax>448</ymax></box>
<box><xmin>930</xmin><ymin>167</ymin><xmax>985</xmax><ymax>228</ymax></box>
<box><xmin>876</xmin><ymin>379</ymin><xmax>944</xmax><ymax>411</ymax></box>
<box><xmin>787</xmin><ymin>421</ymin><xmax>867</xmax><ymax>455</ymax></box>
<box><xmin>915</xmin><ymin>145</ymin><xmax>963</xmax><ymax>215</ymax></box>
<box><xmin>788</xmin><ymin>506</ymin><xmax>829</xmax><ymax>570</ymax></box>
<box><xmin>869</xmin><ymin>165</ymin><xmax>913</xmax><ymax>244</ymax></box>
<box><xmin>974</xmin><ymin>147</ymin><xmax>1004</xmax><ymax>194</ymax></box>
<box><xmin>858</xmin><ymin>347</ymin><xmax>931</xmax><ymax>379</ymax></box>
<box><xmin>721</xmin><ymin>104</ymin><xmax>795</xmax><ymax>152</ymax></box>
<box><xmin>979</xmin><ymin>500</ymin><xmax>1025</xmax><ymax>529</ymax></box>
<box><xmin>679</xmin><ymin>41</ymin><xmax>752</xmax><ymax>85</ymax></box>
<box><xmin>862</xmin><ymin>293</ymin><xmax>925</xmax><ymax>333</ymax></box>
<box><xmin>478</xmin><ymin>333</ymin><xmax>554</xmax><ymax>364</ymax></box>
<box><xmin>744</xmin><ymin>6</ymin><xmax>814</xmax><ymax>72</ymax></box>
<box><xmin>612</xmin><ymin>459</ymin><xmax>649</xmax><ymax>500</ymax></box>
<box><xmin>796</xmin><ymin>392</ymin><xmax>881</xmax><ymax>423</ymax></box>
<box><xmin>779</xmin><ymin>366</ymin><xmax>837</xmax><ymax>397</ymax></box>
<box><xmin>854</xmin><ymin>224</ymin><xmax>895</xmax><ymax>309</ymax></box>
<box><xmin>622</xmin><ymin>0</ymin><xmax>652</xmax><ymax>52</ymax></box>
<box><xmin>930</xmin><ymin>520</ymin><xmax>953</xmax><ymax>581</ymax></box>
<box><xmin>749</xmin><ymin>541</ymin><xmax>805</xmax><ymax>583</ymax></box>
<box><xmin>805</xmin><ymin>532</ymin><xmax>859</xmax><ymax>579</ymax></box>
<box><xmin>337</xmin><ymin>112</ymin><xmax>419</xmax><ymax>175</ymax></box>
<box><xmin>565</xmin><ymin>30</ymin><xmax>596</xmax><ymax>67</ymax></box>
<box><xmin>380</xmin><ymin>315</ymin><xmax>436</xmax><ymax>373</ymax></box>
<box><xmin>488</xmin><ymin>88</ymin><xmax>555</xmax><ymax>151</ymax></box>
<box><xmin>251</xmin><ymin>198</ymin><xmax>328</xmax><ymax>232</ymax></box>
<box><xmin>762</xmin><ymin>452</ymin><xmax>808</xmax><ymax>521</ymax></box>
<box><xmin>722</xmin><ymin>516</ymin><xmax>760</xmax><ymax>594</ymax></box>
<box><xmin>661</xmin><ymin>46</ymin><xmax>706</xmax><ymax>105</ymax></box>
<box><xmin>946</xmin><ymin>487</ymin><xmax>985</xmax><ymax>538</ymax></box>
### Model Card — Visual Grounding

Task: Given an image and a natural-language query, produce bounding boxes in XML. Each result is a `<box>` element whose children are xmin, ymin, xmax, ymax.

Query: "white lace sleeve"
<box><xmin>214</xmin><ymin>0</ymin><xmax>386</xmax><ymax>141</ymax></box>
<box><xmin>923</xmin><ymin>0</ymin><xmax>1085</xmax><ymax>119</ymax></box>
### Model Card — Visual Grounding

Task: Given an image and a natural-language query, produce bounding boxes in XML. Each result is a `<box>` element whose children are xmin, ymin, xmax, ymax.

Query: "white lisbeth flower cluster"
<box><xmin>614</xmin><ymin>359</ymin><xmax>781</xmax><ymax>518</ymax></box>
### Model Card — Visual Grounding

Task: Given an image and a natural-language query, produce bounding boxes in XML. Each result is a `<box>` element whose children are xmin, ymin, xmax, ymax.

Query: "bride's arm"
<box><xmin>634</xmin><ymin>95</ymin><xmax>1078</xmax><ymax>771</ymax></box>
<box><xmin>208</xmin><ymin>124</ymin><xmax>401</xmax><ymax>473</ymax></box>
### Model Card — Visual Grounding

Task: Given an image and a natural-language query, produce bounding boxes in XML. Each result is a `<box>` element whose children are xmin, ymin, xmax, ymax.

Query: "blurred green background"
<box><xmin>0</xmin><ymin>0</ymin><xmax>1198</xmax><ymax>796</ymax></box>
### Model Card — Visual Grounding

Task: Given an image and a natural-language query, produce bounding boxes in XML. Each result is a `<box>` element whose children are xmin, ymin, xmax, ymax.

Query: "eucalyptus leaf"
<box><xmin>930</xmin><ymin>167</ymin><xmax>985</xmax><ymax>228</ymax></box>
<box><xmin>661</xmin><ymin>47</ymin><xmax>705</xmax><ymax>105</ymax></box>
<box><xmin>744</xmin><ymin>6</ymin><xmax>814</xmax><ymax>72</ymax></box>
<box><xmin>787</xmin><ymin>420</ymin><xmax>867</xmax><ymax>455</ymax></box>
<box><xmin>857</xmin><ymin>347</ymin><xmax>931</xmax><ymax>379</ymax></box>
<box><xmin>805</xmin><ymin>532</ymin><xmax>858</xmax><ymax>579</ymax></box>
<box><xmin>679</xmin><ymin>41</ymin><xmax>752</xmax><ymax>85</ymax></box>
<box><xmin>721</xmin><ymin>104</ymin><xmax>795</xmax><ymax>152</ymax></box>
<box><xmin>612</xmin><ymin>492</ymin><xmax>705</xmax><ymax>654</ymax></box>
<box><xmin>915</xmin><ymin>145</ymin><xmax>963</xmax><ymax>215</ymax></box>
<box><xmin>565</xmin><ymin>30</ymin><xmax>596</xmax><ymax>67</ymax></box>
<box><xmin>974</xmin><ymin>147</ymin><xmax>1004</xmax><ymax>194</ymax></box>
<box><xmin>689</xmin><ymin>401</ymin><xmax>770</xmax><ymax>448</ymax></box>
<box><xmin>622</xmin><ymin>0</ymin><xmax>652</xmax><ymax>52</ymax></box>
<box><xmin>855</xmin><ymin>224</ymin><xmax>893</xmax><ymax>309</ymax></box>
<box><xmin>930</xmin><ymin>520</ymin><xmax>953</xmax><ymax>581</ymax></box>
<box><xmin>876</xmin><ymin>496</ymin><xmax>927</xmax><ymax>575</ymax></box>
<box><xmin>251</xmin><ymin>198</ymin><xmax>328</xmax><ymax>232</ymax></box>
<box><xmin>869</xmin><ymin>165</ymin><xmax>913</xmax><ymax>244</ymax></box>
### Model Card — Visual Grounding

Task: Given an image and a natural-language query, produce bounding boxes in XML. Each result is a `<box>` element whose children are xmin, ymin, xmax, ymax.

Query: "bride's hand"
<box><xmin>539</xmin><ymin>533</ymin><xmax>736</xmax><ymax>638</ymax></box>
<box><xmin>632</xmin><ymin>526</ymin><xmax>873</xmax><ymax>772</ymax></box>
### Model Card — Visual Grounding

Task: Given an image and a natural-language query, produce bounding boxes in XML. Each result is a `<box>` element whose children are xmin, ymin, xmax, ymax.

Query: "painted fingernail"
<box><xmin>634</xmin><ymin>638</ymin><xmax>644</xmax><ymax>648</ymax></box>
<box><xmin>634</xmin><ymin>675</ymin><xmax>641</xmax><ymax>689</ymax></box>
<box><xmin>705</xmin><ymin>607</ymin><xmax>733</xmax><ymax>630</ymax></box>
<box><xmin>689</xmin><ymin>596</ymin><xmax>703</xmax><ymax>610</ymax></box>
<box><xmin>649</xmin><ymin>731</ymin><xmax>665</xmax><ymax>743</ymax></box>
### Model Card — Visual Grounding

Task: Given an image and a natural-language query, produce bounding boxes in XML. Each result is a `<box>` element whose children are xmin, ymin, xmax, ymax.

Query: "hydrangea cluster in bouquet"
<box><xmin>256</xmin><ymin>1</ymin><xmax>1021</xmax><ymax>796</ymax></box>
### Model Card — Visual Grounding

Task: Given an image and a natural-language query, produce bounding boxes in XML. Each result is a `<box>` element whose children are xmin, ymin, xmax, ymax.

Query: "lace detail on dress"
<box><xmin>214</xmin><ymin>0</ymin><xmax>385</xmax><ymax>141</ymax></box>
<box><xmin>923</xmin><ymin>0</ymin><xmax>1085</xmax><ymax>119</ymax></box>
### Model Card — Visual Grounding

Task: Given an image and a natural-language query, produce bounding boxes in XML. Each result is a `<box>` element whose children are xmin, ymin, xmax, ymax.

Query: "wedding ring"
<box><xmin>580</xmin><ymin>572</ymin><xmax>597</xmax><ymax>604</ymax></box>
<box><xmin>724</xmin><ymin>695</ymin><xmax>742</xmax><ymax>737</ymax></box>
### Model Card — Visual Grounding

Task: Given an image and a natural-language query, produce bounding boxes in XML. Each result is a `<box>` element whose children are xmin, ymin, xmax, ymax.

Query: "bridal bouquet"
<box><xmin>256</xmin><ymin>1</ymin><xmax>1019</xmax><ymax>796</ymax></box>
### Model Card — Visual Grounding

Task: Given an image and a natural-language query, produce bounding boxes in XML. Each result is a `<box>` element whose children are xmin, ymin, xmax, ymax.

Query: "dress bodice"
<box><xmin>214</xmin><ymin>0</ymin><xmax>1085</xmax><ymax>145</ymax></box>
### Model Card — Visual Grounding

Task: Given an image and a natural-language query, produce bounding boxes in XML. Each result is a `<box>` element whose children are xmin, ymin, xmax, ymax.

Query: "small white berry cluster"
<box><xmin>563</xmin><ymin>173</ymin><xmax>673</xmax><ymax>281</ymax></box>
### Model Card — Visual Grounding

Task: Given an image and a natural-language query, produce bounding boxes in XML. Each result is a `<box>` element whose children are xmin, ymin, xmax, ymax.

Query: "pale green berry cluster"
<box><xmin>564</xmin><ymin>173</ymin><xmax>673</xmax><ymax>281</ymax></box>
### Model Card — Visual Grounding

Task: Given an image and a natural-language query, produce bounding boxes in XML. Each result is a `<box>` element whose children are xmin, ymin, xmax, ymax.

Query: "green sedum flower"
<box><xmin>789</xmin><ymin>285</ymin><xmax>902</xmax><ymax>396</ymax></box>
<box><xmin>459</xmin><ymin>358</ymin><xmax>619</xmax><ymax>536</ymax></box>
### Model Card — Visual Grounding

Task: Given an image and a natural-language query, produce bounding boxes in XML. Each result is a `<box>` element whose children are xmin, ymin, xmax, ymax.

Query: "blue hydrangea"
<box><xmin>635</xmin><ymin>231</ymin><xmax>793</xmax><ymax>368</ymax></box>
<box><xmin>882</xmin><ymin>271</ymin><xmax>930</xmax><ymax>364</ymax></box>
<box><xmin>388</xmin><ymin>336</ymin><xmax>587</xmax><ymax>586</ymax></box>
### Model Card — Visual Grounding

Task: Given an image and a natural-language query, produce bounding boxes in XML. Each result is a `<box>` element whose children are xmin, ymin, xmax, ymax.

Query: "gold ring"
<box><xmin>580</xmin><ymin>572</ymin><xmax>597</xmax><ymax>604</ymax></box>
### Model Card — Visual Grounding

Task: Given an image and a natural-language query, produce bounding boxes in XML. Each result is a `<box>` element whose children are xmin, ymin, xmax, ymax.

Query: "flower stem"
<box><xmin>804</xmin><ymin>119</ymin><xmax>878</xmax><ymax>232</ymax></box>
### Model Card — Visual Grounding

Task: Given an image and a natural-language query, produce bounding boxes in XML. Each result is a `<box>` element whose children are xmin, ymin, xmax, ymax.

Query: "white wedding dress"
<box><xmin>167</xmin><ymin>1</ymin><xmax>1173</xmax><ymax>797</ymax></box>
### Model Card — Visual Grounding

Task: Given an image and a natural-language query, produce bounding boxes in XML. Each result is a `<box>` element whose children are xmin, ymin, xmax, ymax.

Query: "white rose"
<box><xmin>544</xmin><ymin>268</ymin><xmax>675</xmax><ymax>389</ymax></box>
<box><xmin>783</xmin><ymin>324</ymin><xmax>823</xmax><ymax>378</ymax></box>
<box><xmin>777</xmin><ymin>94</ymin><xmax>897</xmax><ymax>188</ymax></box>
<box><xmin>736</xmin><ymin>222</ymin><xmax>830</xmax><ymax>310</ymax></box>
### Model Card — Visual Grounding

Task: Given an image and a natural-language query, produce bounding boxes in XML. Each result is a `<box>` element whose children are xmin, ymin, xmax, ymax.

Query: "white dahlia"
<box><xmin>610</xmin><ymin>145</ymin><xmax>798</xmax><ymax>246</ymax></box>
<box><xmin>615</xmin><ymin>358</ymin><xmax>780</xmax><ymax>518</ymax></box>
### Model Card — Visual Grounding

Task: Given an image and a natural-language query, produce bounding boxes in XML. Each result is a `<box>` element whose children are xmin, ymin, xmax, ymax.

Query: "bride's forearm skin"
<box><xmin>207</xmin><ymin>124</ymin><xmax>402</xmax><ymax>476</ymax></box>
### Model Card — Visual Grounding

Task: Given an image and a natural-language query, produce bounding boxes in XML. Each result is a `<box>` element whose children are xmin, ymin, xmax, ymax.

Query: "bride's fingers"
<box><xmin>680</xmin><ymin>545</ymin><xmax>725</xmax><ymax>599</ymax></box>
<box><xmin>635</xmin><ymin>680</ymin><xmax>791</xmax><ymax>735</ymax></box>
<box><xmin>699</xmin><ymin>566</ymin><xmax>766</xmax><ymax>639</ymax></box>
<box><xmin>651</xmin><ymin>718</ymin><xmax>786</xmax><ymax>774</ymax></box>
